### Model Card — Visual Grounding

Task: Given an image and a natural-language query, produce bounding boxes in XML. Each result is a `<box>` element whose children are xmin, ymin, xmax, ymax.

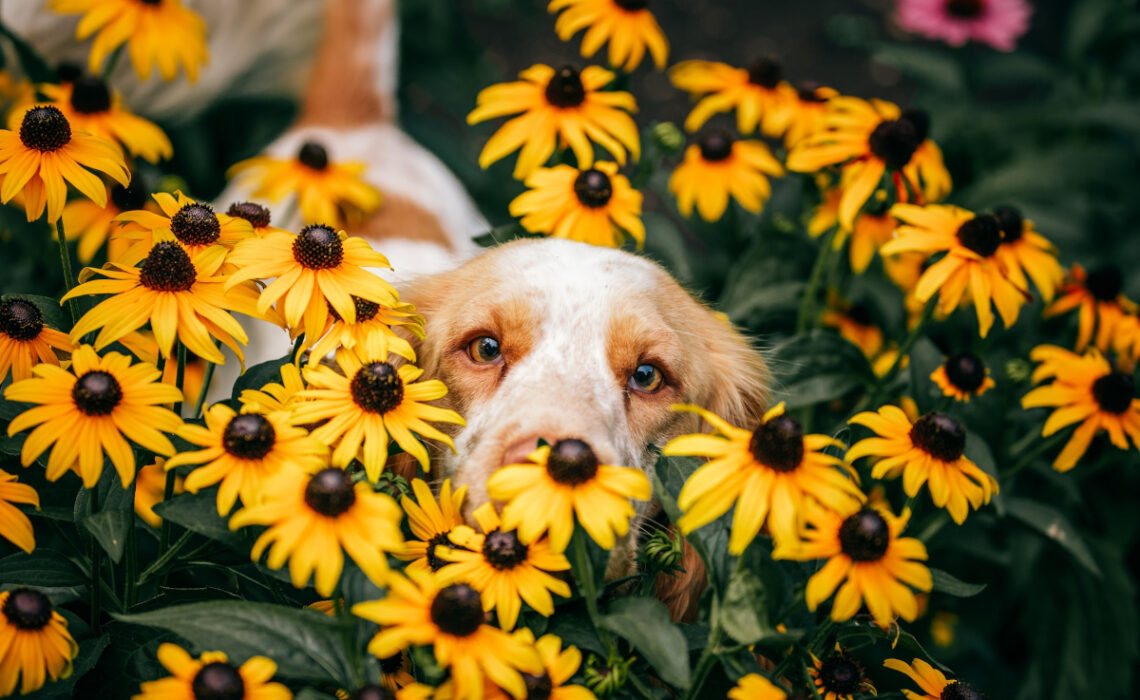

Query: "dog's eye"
<box><xmin>467</xmin><ymin>336</ymin><xmax>502</xmax><ymax>364</ymax></box>
<box><xmin>629</xmin><ymin>363</ymin><xmax>664</xmax><ymax>393</ymax></box>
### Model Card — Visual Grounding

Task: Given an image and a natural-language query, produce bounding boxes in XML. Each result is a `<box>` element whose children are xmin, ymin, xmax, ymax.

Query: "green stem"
<box><xmin>1001</xmin><ymin>431</ymin><xmax>1066</xmax><ymax>480</ymax></box>
<box><xmin>137</xmin><ymin>529</ymin><xmax>194</xmax><ymax>585</ymax></box>
<box><xmin>52</xmin><ymin>220</ymin><xmax>79</xmax><ymax>325</ymax></box>
<box><xmin>159</xmin><ymin>344</ymin><xmax>187</xmax><ymax>555</ymax></box>
<box><xmin>856</xmin><ymin>296</ymin><xmax>937</xmax><ymax>412</ymax></box>
<box><xmin>682</xmin><ymin>555</ymin><xmax>745</xmax><ymax>700</ymax></box>
<box><xmin>89</xmin><ymin>538</ymin><xmax>102</xmax><ymax>629</ymax></box>
<box><xmin>334</xmin><ymin>592</ymin><xmax>365</xmax><ymax>687</ymax></box>
<box><xmin>192</xmin><ymin>360</ymin><xmax>219</xmax><ymax>418</ymax></box>
<box><xmin>123</xmin><ymin>515</ymin><xmax>137</xmax><ymax>609</ymax></box>
<box><xmin>571</xmin><ymin>532</ymin><xmax>614</xmax><ymax>652</ymax></box>
<box><xmin>796</xmin><ymin>227</ymin><xmax>837</xmax><ymax>335</ymax></box>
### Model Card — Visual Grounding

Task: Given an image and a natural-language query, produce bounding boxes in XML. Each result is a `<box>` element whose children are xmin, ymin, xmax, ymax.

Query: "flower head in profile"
<box><xmin>114</xmin><ymin>191</ymin><xmax>254</xmax><ymax>264</ymax></box>
<box><xmin>61</xmin><ymin>180</ymin><xmax>150</xmax><ymax>263</ymax></box>
<box><xmin>0</xmin><ymin>588</ymin><xmax>79</xmax><ymax>696</ymax></box>
<box><xmin>227</xmin><ymin>141</ymin><xmax>383</xmax><ymax>228</ymax></box>
<box><xmin>896</xmin><ymin>0</ymin><xmax>1033</xmax><ymax>51</ymax></box>
<box><xmin>882</xmin><ymin>204</ymin><xmax>1029</xmax><ymax>337</ymax></box>
<box><xmin>436</xmin><ymin>502</ymin><xmax>572</xmax><ymax>630</ymax></box>
<box><xmin>308</xmin><ymin>295</ymin><xmax>422</xmax><ymax>367</ymax></box>
<box><xmin>510</xmin><ymin>162</ymin><xmax>644</xmax><ymax>248</ymax></box>
<box><xmin>226</xmin><ymin>224</ymin><xmax>398</xmax><ymax>348</ymax></box>
<box><xmin>229</xmin><ymin>465</ymin><xmax>404</xmax><ymax>595</ymax></box>
<box><xmin>134</xmin><ymin>458</ymin><xmax>184</xmax><ymax>528</ymax></box>
<box><xmin>0</xmin><ymin>296</ymin><xmax>72</xmax><ymax>384</ymax></box>
<box><xmin>292</xmin><ymin>336</ymin><xmax>465</xmax><ymax>481</ymax></box>
<box><xmin>549</xmin><ymin>0</ymin><xmax>669</xmax><ymax>71</ymax></box>
<box><xmin>352</xmin><ymin>569</ymin><xmax>544</xmax><ymax>700</ymax></box>
<box><xmin>669</xmin><ymin>57</ymin><xmax>797</xmax><ymax>137</ymax></box>
<box><xmin>898</xmin><ymin>109</ymin><xmax>952</xmax><ymax>204</ymax></box>
<box><xmin>884</xmin><ymin>657</ymin><xmax>986</xmax><ymax>700</ymax></box>
<box><xmin>0</xmin><ymin>104</ymin><xmax>129</xmax><ymax>222</ymax></box>
<box><xmin>165</xmin><ymin>403</ymin><xmax>328</xmax><ymax>515</ymax></box>
<box><xmin>663</xmin><ymin>402</ymin><xmax>864</xmax><ymax>553</ymax></box>
<box><xmin>488</xmin><ymin>438</ymin><xmax>651</xmax><ymax>551</ymax></box>
<box><xmin>0</xmin><ymin>470</ymin><xmax>38</xmax><ymax>553</ymax></box>
<box><xmin>1044</xmin><ymin>264</ymin><xmax>1136</xmax><ymax>354</ymax></box>
<box><xmin>847</xmin><ymin>405</ymin><xmax>998</xmax><ymax>523</ymax></box>
<box><xmin>990</xmin><ymin>205</ymin><xmax>1063</xmax><ymax>304</ymax></box>
<box><xmin>398</xmin><ymin>478</ymin><xmax>469</xmax><ymax>575</ymax></box>
<box><xmin>468</xmin><ymin>64</ymin><xmax>639</xmax><ymax>179</ymax></box>
<box><xmin>1021</xmin><ymin>345</ymin><xmax>1140</xmax><ymax>471</ymax></box>
<box><xmin>5</xmin><ymin>345</ymin><xmax>183</xmax><ymax>487</ymax></box>
<box><xmin>50</xmin><ymin>0</ymin><xmax>209</xmax><ymax>82</ymax></box>
<box><xmin>773</xmin><ymin>501</ymin><xmax>932</xmax><ymax>627</ymax></box>
<box><xmin>132</xmin><ymin>643</ymin><xmax>291</xmax><ymax>700</ymax></box>
<box><xmin>225</xmin><ymin>201</ymin><xmax>291</xmax><ymax>237</ymax></box>
<box><xmin>931</xmin><ymin>352</ymin><xmax>994</xmax><ymax>402</ymax></box>
<box><xmin>809</xmin><ymin>648</ymin><xmax>876</xmax><ymax>700</ymax></box>
<box><xmin>668</xmin><ymin>129</ymin><xmax>784</xmax><ymax>222</ymax></box>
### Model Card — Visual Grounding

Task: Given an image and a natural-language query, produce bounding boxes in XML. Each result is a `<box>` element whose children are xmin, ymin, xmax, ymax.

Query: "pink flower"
<box><xmin>895</xmin><ymin>0</ymin><xmax>1033</xmax><ymax>51</ymax></box>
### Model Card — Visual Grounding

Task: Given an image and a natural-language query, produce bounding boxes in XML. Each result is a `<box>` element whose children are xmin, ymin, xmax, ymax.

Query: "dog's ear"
<box><xmin>699</xmin><ymin>311</ymin><xmax>770</xmax><ymax>430</ymax></box>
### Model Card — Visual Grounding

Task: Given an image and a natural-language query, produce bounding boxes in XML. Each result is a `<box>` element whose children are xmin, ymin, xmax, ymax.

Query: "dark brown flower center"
<box><xmin>993</xmin><ymin>206</ymin><xmax>1023</xmax><ymax>243</ymax></box>
<box><xmin>350</xmin><ymin>361</ymin><xmax>404</xmax><ymax>413</ymax></box>
<box><xmin>227</xmin><ymin>201</ymin><xmax>271</xmax><ymax>229</ymax></box>
<box><xmin>749</xmin><ymin>414</ymin><xmax>805</xmax><ymax>472</ymax></box>
<box><xmin>139</xmin><ymin>241</ymin><xmax>197</xmax><ymax>292</ymax></box>
<box><xmin>614</xmin><ymin>0</ymin><xmax>648</xmax><ymax>10</ymax></box>
<box><xmin>1085</xmin><ymin>265</ymin><xmax>1122</xmax><ymax>302</ymax></box>
<box><xmin>191</xmin><ymin>662</ymin><xmax>245</xmax><ymax>700</ymax></box>
<box><xmin>1092</xmin><ymin>372</ymin><xmax>1134</xmax><ymax>414</ymax></box>
<box><xmin>0</xmin><ymin>298</ymin><xmax>44</xmax><ymax>341</ymax></box>
<box><xmin>427</xmin><ymin>532</ymin><xmax>454</xmax><ymax>571</ymax></box>
<box><xmin>328</xmin><ymin>296</ymin><xmax>382</xmax><ymax>324</ymax></box>
<box><xmin>56</xmin><ymin>62</ymin><xmax>83</xmax><ymax>83</ymax></box>
<box><xmin>171</xmin><ymin>203</ymin><xmax>221</xmax><ymax>246</ymax></box>
<box><xmin>304</xmin><ymin>468</ymin><xmax>357</xmax><ymax>517</ymax></box>
<box><xmin>350</xmin><ymin>685</ymin><xmax>396</xmax><ymax>700</ymax></box>
<box><xmin>69</xmin><ymin>75</ymin><xmax>112</xmax><ymax>114</ymax></box>
<box><xmin>223</xmin><ymin>414</ymin><xmax>277</xmax><ymax>459</ymax></box>
<box><xmin>945</xmin><ymin>0</ymin><xmax>984</xmax><ymax>18</ymax></box>
<box><xmin>868</xmin><ymin>118</ymin><xmax>919</xmax><ymax>170</ymax></box>
<box><xmin>298</xmin><ymin>141</ymin><xmax>329</xmax><ymax>170</ymax></box>
<box><xmin>2</xmin><ymin>588</ymin><xmax>53</xmax><ymax>630</ymax></box>
<box><xmin>524</xmin><ymin>672</ymin><xmax>554</xmax><ymax>700</ymax></box>
<box><xmin>293</xmin><ymin>225</ymin><xmax>344</xmax><ymax>269</ymax></box>
<box><xmin>942</xmin><ymin>681</ymin><xmax>986</xmax><ymax>700</ymax></box>
<box><xmin>139</xmin><ymin>0</ymin><xmax>163</xmax><ymax>5</ymax></box>
<box><xmin>838</xmin><ymin>509</ymin><xmax>890</xmax><ymax>561</ymax></box>
<box><xmin>19</xmin><ymin>105</ymin><xmax>71</xmax><ymax>151</ymax></box>
<box><xmin>430</xmin><ymin>584</ymin><xmax>484</xmax><ymax>637</ymax></box>
<box><xmin>545</xmin><ymin>66</ymin><xmax>587</xmax><ymax>108</ymax></box>
<box><xmin>72</xmin><ymin>370</ymin><xmax>123</xmax><ymax>416</ymax></box>
<box><xmin>910</xmin><ymin>412</ymin><xmax>966</xmax><ymax>462</ymax></box>
<box><xmin>379</xmin><ymin>653</ymin><xmax>404</xmax><ymax>674</ymax></box>
<box><xmin>847</xmin><ymin>303</ymin><xmax>874</xmax><ymax>326</ymax></box>
<box><xmin>573</xmin><ymin>168</ymin><xmax>613</xmax><ymax>208</ymax></box>
<box><xmin>111</xmin><ymin>181</ymin><xmax>148</xmax><ymax>211</ymax></box>
<box><xmin>796</xmin><ymin>81</ymin><xmax>828</xmax><ymax>102</ymax></box>
<box><xmin>819</xmin><ymin>656</ymin><xmax>863</xmax><ymax>695</ymax></box>
<box><xmin>955</xmin><ymin>215</ymin><xmax>1002</xmax><ymax>258</ymax></box>
<box><xmin>900</xmin><ymin>108</ymin><xmax>930</xmax><ymax>143</ymax></box>
<box><xmin>698</xmin><ymin>129</ymin><xmax>735</xmax><ymax>162</ymax></box>
<box><xmin>483</xmin><ymin>529</ymin><xmax>529</xmax><ymax>569</ymax></box>
<box><xmin>945</xmin><ymin>352</ymin><xmax>987</xmax><ymax>393</ymax></box>
<box><xmin>747</xmin><ymin>57</ymin><xmax>783</xmax><ymax>88</ymax></box>
<box><xmin>545</xmin><ymin>438</ymin><xmax>599</xmax><ymax>485</ymax></box>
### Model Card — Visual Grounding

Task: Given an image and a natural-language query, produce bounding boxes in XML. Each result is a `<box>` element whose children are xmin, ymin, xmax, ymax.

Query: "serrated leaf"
<box><xmin>0</xmin><ymin>550</ymin><xmax>87</xmax><ymax>588</ymax></box>
<box><xmin>601</xmin><ymin>596</ymin><xmax>691</xmax><ymax>689</ymax></box>
<box><xmin>80</xmin><ymin>509</ymin><xmax>132</xmax><ymax>563</ymax></box>
<box><xmin>1006</xmin><ymin>498</ymin><xmax>1101</xmax><ymax>577</ymax></box>
<box><xmin>930</xmin><ymin>568</ymin><xmax>986</xmax><ymax>598</ymax></box>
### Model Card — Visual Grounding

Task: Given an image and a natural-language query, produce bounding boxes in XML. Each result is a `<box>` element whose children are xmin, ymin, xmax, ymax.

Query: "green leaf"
<box><xmin>80</xmin><ymin>509</ymin><xmax>132</xmax><ymax>564</ymax></box>
<box><xmin>929</xmin><ymin>568</ymin><xmax>987</xmax><ymax>598</ymax></box>
<box><xmin>0</xmin><ymin>294</ymin><xmax>69</xmax><ymax>333</ymax></box>
<box><xmin>651</xmin><ymin>453</ymin><xmax>732</xmax><ymax>589</ymax></box>
<box><xmin>231</xmin><ymin>353</ymin><xmax>293</xmax><ymax>401</ymax></box>
<box><xmin>115</xmin><ymin>601</ymin><xmax>354</xmax><ymax>685</ymax></box>
<box><xmin>0</xmin><ymin>550</ymin><xmax>87</xmax><ymax>588</ymax></box>
<box><xmin>152</xmin><ymin>489</ymin><xmax>245</xmax><ymax>548</ymax></box>
<box><xmin>546</xmin><ymin>614</ymin><xmax>607</xmax><ymax>657</ymax></box>
<box><xmin>601</xmin><ymin>596</ymin><xmax>691</xmax><ymax>689</ymax></box>
<box><xmin>718</xmin><ymin>566</ymin><xmax>771</xmax><ymax>645</ymax></box>
<box><xmin>769</xmin><ymin>330</ymin><xmax>875</xmax><ymax>409</ymax></box>
<box><xmin>1006</xmin><ymin>498</ymin><xmax>1102</xmax><ymax>577</ymax></box>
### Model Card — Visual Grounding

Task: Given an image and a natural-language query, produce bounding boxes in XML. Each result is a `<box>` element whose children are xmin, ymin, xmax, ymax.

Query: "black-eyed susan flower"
<box><xmin>114</xmin><ymin>191</ymin><xmax>254</xmax><ymax>264</ymax></box>
<box><xmin>226</xmin><ymin>142</ymin><xmax>383</xmax><ymax>228</ymax></box>
<box><xmin>308</xmin><ymin>296</ymin><xmax>421</xmax><ymax>367</ymax></box>
<box><xmin>37</xmin><ymin>76</ymin><xmax>172</xmax><ymax>163</ymax></box>
<box><xmin>60</xmin><ymin>180</ymin><xmax>150</xmax><ymax>263</ymax></box>
<box><xmin>669</xmin><ymin>57</ymin><xmax>796</xmax><ymax>137</ymax></box>
<box><xmin>820</xmin><ymin>294</ymin><xmax>885</xmax><ymax>359</ymax></box>
<box><xmin>0</xmin><ymin>588</ymin><xmax>79</xmax><ymax>696</ymax></box>
<box><xmin>226</xmin><ymin>224</ymin><xmax>398</xmax><ymax>347</ymax></box>
<box><xmin>668</xmin><ymin>129</ymin><xmax>783</xmax><ymax>222</ymax></box>
<box><xmin>468</xmin><ymin>64</ymin><xmax>639</xmax><ymax>179</ymax></box>
<box><xmin>292</xmin><ymin>339</ymin><xmax>464</xmax><ymax>481</ymax></box>
<box><xmin>847</xmin><ymin>406</ymin><xmax>998</xmax><ymax>524</ymax></box>
<box><xmin>471</xmin><ymin>629</ymin><xmax>597</xmax><ymax>700</ymax></box>
<box><xmin>1044</xmin><ymin>264</ymin><xmax>1136</xmax><ymax>353</ymax></box>
<box><xmin>782</xmin><ymin>82</ymin><xmax>839</xmax><ymax>148</ymax></box>
<box><xmin>226</xmin><ymin>201</ymin><xmax>291</xmax><ymax>237</ymax></box>
<box><xmin>488</xmin><ymin>438</ymin><xmax>651</xmax><ymax>551</ymax></box>
<box><xmin>728</xmin><ymin>673</ymin><xmax>786</xmax><ymax>700</ymax></box>
<box><xmin>134</xmin><ymin>458</ymin><xmax>183</xmax><ymax>528</ymax></box>
<box><xmin>931</xmin><ymin>352</ymin><xmax>994</xmax><ymax>402</ymax></box>
<box><xmin>882</xmin><ymin>205</ymin><xmax>1028</xmax><ymax>337</ymax></box>
<box><xmin>773</xmin><ymin>501</ymin><xmax>932</xmax><ymax>627</ymax></box>
<box><xmin>398</xmin><ymin>478</ymin><xmax>469</xmax><ymax>575</ymax></box>
<box><xmin>549</xmin><ymin>0</ymin><xmax>669</xmax><ymax>71</ymax></box>
<box><xmin>809</xmin><ymin>184</ymin><xmax>898</xmax><ymax>273</ymax></box>
<box><xmin>0</xmin><ymin>104</ymin><xmax>129</xmax><ymax>222</ymax></box>
<box><xmin>809</xmin><ymin>649</ymin><xmax>875</xmax><ymax>700</ymax></box>
<box><xmin>510</xmin><ymin>162</ymin><xmax>644</xmax><ymax>248</ymax></box>
<box><xmin>884</xmin><ymin>658</ymin><xmax>985</xmax><ymax>700</ymax></box>
<box><xmin>377</xmin><ymin>651</ymin><xmax>417</xmax><ymax>694</ymax></box>
<box><xmin>898</xmin><ymin>109</ymin><xmax>951</xmax><ymax>203</ymax></box>
<box><xmin>352</xmin><ymin>569</ymin><xmax>544</xmax><ymax>700</ymax></box>
<box><xmin>436</xmin><ymin>502</ymin><xmax>572</xmax><ymax>630</ymax></box>
<box><xmin>132</xmin><ymin>643</ymin><xmax>291</xmax><ymax>700</ymax></box>
<box><xmin>5</xmin><ymin>345</ymin><xmax>182</xmax><ymax>487</ymax></box>
<box><xmin>238</xmin><ymin>362</ymin><xmax>306</xmax><ymax>415</ymax></box>
<box><xmin>662</xmin><ymin>403</ymin><xmax>864</xmax><ymax>553</ymax></box>
<box><xmin>50</xmin><ymin>0</ymin><xmax>209</xmax><ymax>82</ymax></box>
<box><xmin>991</xmin><ymin>205</ymin><xmax>1063</xmax><ymax>304</ymax></box>
<box><xmin>0</xmin><ymin>297</ymin><xmax>72</xmax><ymax>384</ymax></box>
<box><xmin>1021</xmin><ymin>345</ymin><xmax>1140</xmax><ymax>471</ymax></box>
<box><xmin>63</xmin><ymin>240</ymin><xmax>267</xmax><ymax>364</ymax></box>
<box><xmin>165</xmin><ymin>403</ymin><xmax>328</xmax><ymax>516</ymax></box>
<box><xmin>229</xmin><ymin>465</ymin><xmax>404</xmax><ymax>595</ymax></box>
<box><xmin>0</xmin><ymin>470</ymin><xmax>38</xmax><ymax>553</ymax></box>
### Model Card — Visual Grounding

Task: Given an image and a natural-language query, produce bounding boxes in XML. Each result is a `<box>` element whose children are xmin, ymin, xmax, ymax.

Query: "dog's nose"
<box><xmin>501</xmin><ymin>437</ymin><xmax>600</xmax><ymax>476</ymax></box>
<box><xmin>501</xmin><ymin>436</ymin><xmax>543</xmax><ymax>467</ymax></box>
